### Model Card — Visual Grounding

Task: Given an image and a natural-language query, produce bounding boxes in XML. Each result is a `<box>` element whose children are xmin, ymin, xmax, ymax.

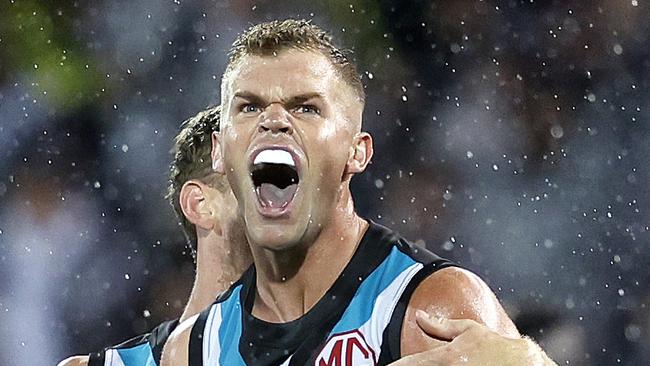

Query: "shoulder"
<box><xmin>160</xmin><ymin>314</ymin><xmax>200</xmax><ymax>366</ymax></box>
<box><xmin>57</xmin><ymin>356</ymin><xmax>88</xmax><ymax>366</ymax></box>
<box><xmin>400</xmin><ymin>266</ymin><xmax>519</xmax><ymax>356</ymax></box>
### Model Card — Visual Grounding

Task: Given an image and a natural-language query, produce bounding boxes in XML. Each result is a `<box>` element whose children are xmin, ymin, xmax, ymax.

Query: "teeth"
<box><xmin>254</xmin><ymin>149</ymin><xmax>295</xmax><ymax>166</ymax></box>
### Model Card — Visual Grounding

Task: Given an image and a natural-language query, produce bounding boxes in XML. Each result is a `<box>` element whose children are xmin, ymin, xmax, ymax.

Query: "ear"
<box><xmin>211</xmin><ymin>131</ymin><xmax>225</xmax><ymax>174</ymax></box>
<box><xmin>179</xmin><ymin>180</ymin><xmax>215</xmax><ymax>231</ymax></box>
<box><xmin>346</xmin><ymin>132</ymin><xmax>373</xmax><ymax>174</ymax></box>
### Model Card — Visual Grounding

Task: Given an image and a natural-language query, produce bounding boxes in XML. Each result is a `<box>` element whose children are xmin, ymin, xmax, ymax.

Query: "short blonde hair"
<box><xmin>225</xmin><ymin>19</ymin><xmax>365</xmax><ymax>103</ymax></box>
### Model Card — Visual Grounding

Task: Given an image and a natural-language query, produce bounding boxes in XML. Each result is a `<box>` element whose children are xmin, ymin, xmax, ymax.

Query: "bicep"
<box><xmin>160</xmin><ymin>315</ymin><xmax>197</xmax><ymax>366</ymax></box>
<box><xmin>400</xmin><ymin>266</ymin><xmax>519</xmax><ymax>356</ymax></box>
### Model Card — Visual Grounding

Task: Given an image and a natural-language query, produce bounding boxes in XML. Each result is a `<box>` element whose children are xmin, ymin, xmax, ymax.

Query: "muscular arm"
<box><xmin>401</xmin><ymin>266</ymin><xmax>519</xmax><ymax>356</ymax></box>
<box><xmin>56</xmin><ymin>356</ymin><xmax>88</xmax><ymax>366</ymax></box>
<box><xmin>160</xmin><ymin>314</ymin><xmax>198</xmax><ymax>366</ymax></box>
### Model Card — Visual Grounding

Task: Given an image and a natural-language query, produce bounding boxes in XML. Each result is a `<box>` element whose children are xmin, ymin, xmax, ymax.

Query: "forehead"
<box><xmin>226</xmin><ymin>49</ymin><xmax>342</xmax><ymax>98</ymax></box>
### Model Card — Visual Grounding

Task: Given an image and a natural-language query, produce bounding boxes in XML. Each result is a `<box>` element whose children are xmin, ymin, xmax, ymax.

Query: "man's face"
<box><xmin>217</xmin><ymin>49</ymin><xmax>362</xmax><ymax>250</ymax></box>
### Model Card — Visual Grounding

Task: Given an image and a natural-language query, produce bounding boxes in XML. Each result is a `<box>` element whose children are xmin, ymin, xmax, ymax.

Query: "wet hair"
<box><xmin>224</xmin><ymin>18</ymin><xmax>365</xmax><ymax>103</ymax></box>
<box><xmin>167</xmin><ymin>105</ymin><xmax>225</xmax><ymax>248</ymax></box>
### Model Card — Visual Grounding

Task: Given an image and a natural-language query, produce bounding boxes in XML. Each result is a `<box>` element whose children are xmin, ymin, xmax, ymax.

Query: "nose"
<box><xmin>258</xmin><ymin>103</ymin><xmax>293</xmax><ymax>135</ymax></box>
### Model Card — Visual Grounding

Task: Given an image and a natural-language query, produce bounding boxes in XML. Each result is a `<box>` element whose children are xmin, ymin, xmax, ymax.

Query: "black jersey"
<box><xmin>88</xmin><ymin>318</ymin><xmax>178</xmax><ymax>366</ymax></box>
<box><xmin>188</xmin><ymin>220</ymin><xmax>455</xmax><ymax>366</ymax></box>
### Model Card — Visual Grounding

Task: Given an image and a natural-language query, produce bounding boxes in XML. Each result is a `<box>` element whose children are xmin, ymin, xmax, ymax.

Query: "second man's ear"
<box><xmin>179</xmin><ymin>180</ymin><xmax>214</xmax><ymax>231</ymax></box>
<box><xmin>346</xmin><ymin>132</ymin><xmax>374</xmax><ymax>174</ymax></box>
<box><xmin>211</xmin><ymin>131</ymin><xmax>225</xmax><ymax>174</ymax></box>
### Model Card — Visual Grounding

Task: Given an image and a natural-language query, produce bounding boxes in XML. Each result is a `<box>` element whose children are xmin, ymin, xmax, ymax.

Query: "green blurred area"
<box><xmin>0</xmin><ymin>0</ymin><xmax>101</xmax><ymax>111</ymax></box>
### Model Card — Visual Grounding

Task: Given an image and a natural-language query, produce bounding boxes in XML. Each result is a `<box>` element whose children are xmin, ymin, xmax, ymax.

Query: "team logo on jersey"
<box><xmin>315</xmin><ymin>329</ymin><xmax>376</xmax><ymax>366</ymax></box>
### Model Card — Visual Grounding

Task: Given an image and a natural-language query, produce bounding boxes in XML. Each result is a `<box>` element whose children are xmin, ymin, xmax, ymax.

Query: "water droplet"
<box><xmin>587</xmin><ymin>93</ymin><xmax>596</xmax><ymax>102</ymax></box>
<box><xmin>613</xmin><ymin>44</ymin><xmax>623</xmax><ymax>55</ymax></box>
<box><xmin>550</xmin><ymin>125</ymin><xmax>564</xmax><ymax>139</ymax></box>
<box><xmin>625</xmin><ymin>324</ymin><xmax>641</xmax><ymax>341</ymax></box>
<box><xmin>442</xmin><ymin>241</ymin><xmax>454</xmax><ymax>251</ymax></box>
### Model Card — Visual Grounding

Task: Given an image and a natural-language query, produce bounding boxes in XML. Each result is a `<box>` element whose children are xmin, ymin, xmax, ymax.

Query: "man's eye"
<box><xmin>294</xmin><ymin>105</ymin><xmax>320</xmax><ymax>115</ymax></box>
<box><xmin>241</xmin><ymin>104</ymin><xmax>260</xmax><ymax>113</ymax></box>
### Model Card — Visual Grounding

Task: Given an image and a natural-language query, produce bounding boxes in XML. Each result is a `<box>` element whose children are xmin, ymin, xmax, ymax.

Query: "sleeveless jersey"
<box><xmin>188</xmin><ymin>220</ymin><xmax>455</xmax><ymax>365</ymax></box>
<box><xmin>88</xmin><ymin>319</ymin><xmax>178</xmax><ymax>366</ymax></box>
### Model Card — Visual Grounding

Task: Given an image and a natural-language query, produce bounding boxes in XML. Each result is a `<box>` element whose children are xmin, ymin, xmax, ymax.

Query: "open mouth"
<box><xmin>251</xmin><ymin>149</ymin><xmax>299</xmax><ymax>211</ymax></box>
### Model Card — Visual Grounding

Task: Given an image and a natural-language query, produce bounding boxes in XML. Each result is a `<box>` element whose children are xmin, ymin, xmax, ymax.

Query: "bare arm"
<box><xmin>56</xmin><ymin>356</ymin><xmax>88</xmax><ymax>366</ymax></box>
<box><xmin>160</xmin><ymin>314</ymin><xmax>198</xmax><ymax>366</ymax></box>
<box><xmin>401</xmin><ymin>266</ymin><xmax>519</xmax><ymax>356</ymax></box>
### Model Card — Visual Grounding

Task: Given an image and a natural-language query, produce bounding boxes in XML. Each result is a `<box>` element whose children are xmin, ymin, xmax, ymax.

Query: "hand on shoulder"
<box><xmin>391</xmin><ymin>312</ymin><xmax>556</xmax><ymax>366</ymax></box>
<box><xmin>401</xmin><ymin>266</ymin><xmax>519</xmax><ymax>355</ymax></box>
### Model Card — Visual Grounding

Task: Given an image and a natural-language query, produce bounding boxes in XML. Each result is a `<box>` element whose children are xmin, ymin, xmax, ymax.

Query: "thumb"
<box><xmin>415</xmin><ymin>310</ymin><xmax>478</xmax><ymax>341</ymax></box>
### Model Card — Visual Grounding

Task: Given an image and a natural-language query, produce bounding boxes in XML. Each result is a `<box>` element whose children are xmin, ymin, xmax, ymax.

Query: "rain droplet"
<box><xmin>442</xmin><ymin>241</ymin><xmax>454</xmax><ymax>251</ymax></box>
<box><xmin>550</xmin><ymin>125</ymin><xmax>564</xmax><ymax>139</ymax></box>
<box><xmin>613</xmin><ymin>44</ymin><xmax>623</xmax><ymax>55</ymax></box>
<box><xmin>625</xmin><ymin>324</ymin><xmax>641</xmax><ymax>341</ymax></box>
<box><xmin>587</xmin><ymin>93</ymin><xmax>596</xmax><ymax>102</ymax></box>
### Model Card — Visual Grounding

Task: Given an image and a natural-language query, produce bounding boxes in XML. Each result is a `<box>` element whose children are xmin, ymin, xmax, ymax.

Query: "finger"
<box><xmin>386</xmin><ymin>347</ymin><xmax>449</xmax><ymax>366</ymax></box>
<box><xmin>415</xmin><ymin>310</ymin><xmax>480</xmax><ymax>340</ymax></box>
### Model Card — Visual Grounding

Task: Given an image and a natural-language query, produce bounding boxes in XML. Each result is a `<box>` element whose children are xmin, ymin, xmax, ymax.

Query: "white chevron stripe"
<box><xmin>203</xmin><ymin>304</ymin><xmax>222</xmax><ymax>366</ymax></box>
<box><xmin>358</xmin><ymin>262</ymin><xmax>423</xmax><ymax>362</ymax></box>
<box><xmin>104</xmin><ymin>349</ymin><xmax>126</xmax><ymax>366</ymax></box>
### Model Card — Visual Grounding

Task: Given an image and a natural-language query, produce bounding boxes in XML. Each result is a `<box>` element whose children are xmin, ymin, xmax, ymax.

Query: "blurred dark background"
<box><xmin>0</xmin><ymin>1</ymin><xmax>648</xmax><ymax>365</ymax></box>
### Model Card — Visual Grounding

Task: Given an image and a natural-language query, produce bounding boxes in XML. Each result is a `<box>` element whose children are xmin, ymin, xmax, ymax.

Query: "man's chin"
<box><xmin>247</xmin><ymin>227</ymin><xmax>303</xmax><ymax>252</ymax></box>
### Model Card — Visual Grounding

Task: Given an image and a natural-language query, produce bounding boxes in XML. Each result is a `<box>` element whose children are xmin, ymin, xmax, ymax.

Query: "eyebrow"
<box><xmin>232</xmin><ymin>91</ymin><xmax>325</xmax><ymax>108</ymax></box>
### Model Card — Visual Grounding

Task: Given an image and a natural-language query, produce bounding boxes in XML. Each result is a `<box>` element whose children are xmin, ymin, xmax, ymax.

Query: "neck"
<box><xmin>251</xmin><ymin>188</ymin><xmax>368</xmax><ymax>323</ymax></box>
<box><xmin>180</xmin><ymin>228</ymin><xmax>251</xmax><ymax>322</ymax></box>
